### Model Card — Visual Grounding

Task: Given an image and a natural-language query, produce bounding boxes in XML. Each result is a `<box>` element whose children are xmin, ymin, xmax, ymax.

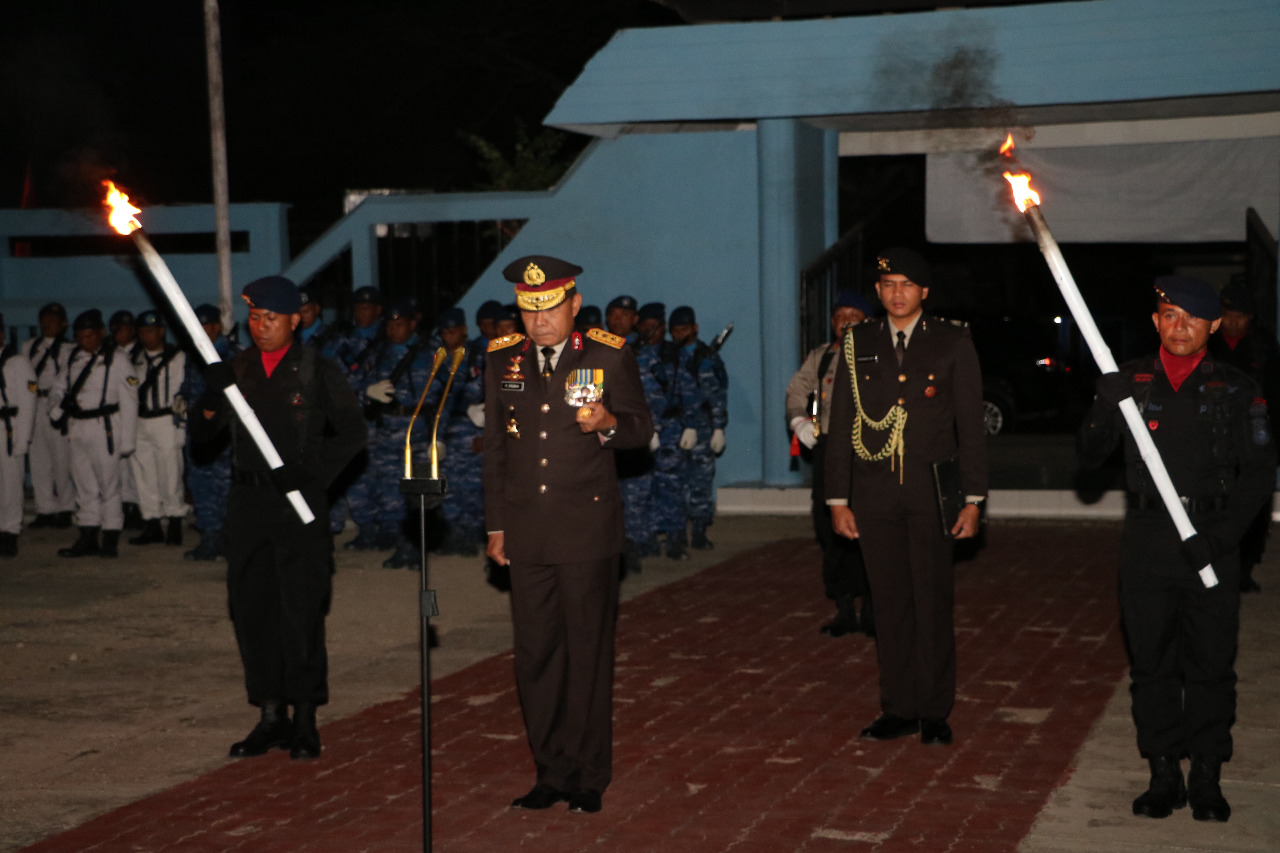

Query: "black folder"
<box><xmin>932</xmin><ymin>455</ymin><xmax>966</xmax><ymax>537</ymax></box>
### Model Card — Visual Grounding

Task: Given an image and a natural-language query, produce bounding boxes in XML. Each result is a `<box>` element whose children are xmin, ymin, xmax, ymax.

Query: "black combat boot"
<box><xmin>184</xmin><ymin>532</ymin><xmax>221</xmax><ymax>561</ymax></box>
<box><xmin>54</xmin><ymin>510</ymin><xmax>74</xmax><ymax>529</ymax></box>
<box><xmin>165</xmin><ymin>517</ymin><xmax>183</xmax><ymax>546</ymax></box>
<box><xmin>382</xmin><ymin>537</ymin><xmax>420</xmax><ymax>569</ymax></box>
<box><xmin>100</xmin><ymin>530</ymin><xmax>121</xmax><ymax>558</ymax></box>
<box><xmin>229</xmin><ymin>699</ymin><xmax>292</xmax><ymax>757</ymax></box>
<box><xmin>290</xmin><ymin>702</ymin><xmax>322</xmax><ymax>760</ymax></box>
<box><xmin>28</xmin><ymin>513</ymin><xmax>58</xmax><ymax>530</ymax></box>
<box><xmin>1187</xmin><ymin>756</ymin><xmax>1231</xmax><ymax>822</ymax></box>
<box><xmin>0</xmin><ymin>532</ymin><xmax>17</xmax><ymax>557</ymax></box>
<box><xmin>122</xmin><ymin>502</ymin><xmax>145</xmax><ymax>530</ymax></box>
<box><xmin>1132</xmin><ymin>755</ymin><xmax>1186</xmax><ymax>818</ymax></box>
<box><xmin>343</xmin><ymin>523</ymin><xmax>380</xmax><ymax>551</ymax></box>
<box><xmin>58</xmin><ymin>526</ymin><xmax>100</xmax><ymax>558</ymax></box>
<box><xmin>690</xmin><ymin>521</ymin><xmax>714</xmax><ymax>550</ymax></box>
<box><xmin>665</xmin><ymin>529</ymin><xmax>688</xmax><ymax>560</ymax></box>
<box><xmin>128</xmin><ymin>518</ymin><xmax>165</xmax><ymax>546</ymax></box>
<box><xmin>820</xmin><ymin>594</ymin><xmax>858</xmax><ymax>638</ymax></box>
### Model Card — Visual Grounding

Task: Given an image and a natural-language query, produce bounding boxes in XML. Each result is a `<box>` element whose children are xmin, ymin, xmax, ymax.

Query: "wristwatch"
<box><xmin>601</xmin><ymin>425</ymin><xmax>618</xmax><ymax>440</ymax></box>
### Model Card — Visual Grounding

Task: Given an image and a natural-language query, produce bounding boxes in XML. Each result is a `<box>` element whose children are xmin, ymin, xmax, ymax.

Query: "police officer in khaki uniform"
<box><xmin>0</xmin><ymin>314</ymin><xmax>38</xmax><ymax>557</ymax></box>
<box><xmin>49</xmin><ymin>309</ymin><xmax>139</xmax><ymax>559</ymax></box>
<box><xmin>484</xmin><ymin>255</ymin><xmax>653</xmax><ymax>814</ymax></box>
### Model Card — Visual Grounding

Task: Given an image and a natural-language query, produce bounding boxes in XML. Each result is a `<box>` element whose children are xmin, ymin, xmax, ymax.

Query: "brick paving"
<box><xmin>20</xmin><ymin>523</ymin><xmax>1127</xmax><ymax>853</ymax></box>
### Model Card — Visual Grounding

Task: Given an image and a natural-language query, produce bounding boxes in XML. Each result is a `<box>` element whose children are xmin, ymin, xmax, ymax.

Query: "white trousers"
<box><xmin>29</xmin><ymin>399</ymin><xmax>74</xmax><ymax>514</ymax></box>
<box><xmin>69</xmin><ymin>419</ymin><xmax>123</xmax><ymax>530</ymax></box>
<box><xmin>132</xmin><ymin>418</ymin><xmax>186</xmax><ymax>520</ymax></box>
<box><xmin>0</xmin><ymin>449</ymin><xmax>25</xmax><ymax>534</ymax></box>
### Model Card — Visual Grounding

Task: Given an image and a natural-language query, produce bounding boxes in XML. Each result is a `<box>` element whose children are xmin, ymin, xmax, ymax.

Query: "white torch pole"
<box><xmin>131</xmin><ymin>228</ymin><xmax>315</xmax><ymax>525</ymax></box>
<box><xmin>1021</xmin><ymin>204</ymin><xmax>1216</xmax><ymax>588</ymax></box>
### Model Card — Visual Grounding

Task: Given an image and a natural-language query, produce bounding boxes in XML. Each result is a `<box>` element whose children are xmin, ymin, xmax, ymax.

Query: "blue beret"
<box><xmin>136</xmin><ymin>310</ymin><xmax>162</xmax><ymax>328</ymax></box>
<box><xmin>834</xmin><ymin>289</ymin><xmax>875</xmax><ymax>317</ymax></box>
<box><xmin>298</xmin><ymin>284</ymin><xmax>319</xmax><ymax>307</ymax></box>
<box><xmin>436</xmin><ymin>306</ymin><xmax>466</xmax><ymax>329</ymax></box>
<box><xmin>639</xmin><ymin>302</ymin><xmax>665</xmax><ymax>322</ymax></box>
<box><xmin>352</xmin><ymin>286</ymin><xmax>382</xmax><ymax>305</ymax></box>
<box><xmin>1154</xmin><ymin>275</ymin><xmax>1220</xmax><ymax>321</ymax></box>
<box><xmin>669</xmin><ymin>305</ymin><xmax>696</xmax><ymax>327</ymax></box>
<box><xmin>501</xmin><ymin>304</ymin><xmax>520</xmax><ymax>322</ymax></box>
<box><xmin>73</xmin><ymin>309</ymin><xmax>104</xmax><ymax>331</ymax></box>
<box><xmin>874</xmin><ymin>247</ymin><xmax>932</xmax><ymax>289</ymax></box>
<box><xmin>194</xmin><ymin>304</ymin><xmax>220</xmax><ymax>325</ymax></box>
<box><xmin>607</xmin><ymin>295</ymin><xmax>637</xmax><ymax>313</ymax></box>
<box><xmin>578</xmin><ymin>305</ymin><xmax>603</xmax><ymax>326</ymax></box>
<box><xmin>241</xmin><ymin>275</ymin><xmax>302</xmax><ymax>315</ymax></box>
<box><xmin>476</xmin><ymin>300</ymin><xmax>504</xmax><ymax>322</ymax></box>
<box><xmin>109</xmin><ymin>310</ymin><xmax>135</xmax><ymax>327</ymax></box>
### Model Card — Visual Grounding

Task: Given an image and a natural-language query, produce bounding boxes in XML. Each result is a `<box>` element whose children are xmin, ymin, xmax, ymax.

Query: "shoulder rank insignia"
<box><xmin>587</xmin><ymin>328</ymin><xmax>625</xmax><ymax>349</ymax></box>
<box><xmin>488</xmin><ymin>333</ymin><xmax>525</xmax><ymax>352</ymax></box>
<box><xmin>932</xmin><ymin>316</ymin><xmax>969</xmax><ymax>329</ymax></box>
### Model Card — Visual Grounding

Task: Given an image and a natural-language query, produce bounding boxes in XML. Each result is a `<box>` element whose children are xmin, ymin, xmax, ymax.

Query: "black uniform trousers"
<box><xmin>1121</xmin><ymin>509</ymin><xmax>1240</xmax><ymax>761</ymax></box>
<box><xmin>855</xmin><ymin>471</ymin><xmax>955</xmax><ymax>721</ymax></box>
<box><xmin>509</xmin><ymin>555</ymin><xmax>621</xmax><ymax>793</ymax></box>
<box><xmin>225</xmin><ymin>482</ymin><xmax>333</xmax><ymax>707</ymax></box>
<box><xmin>810</xmin><ymin>438</ymin><xmax>870</xmax><ymax>601</ymax></box>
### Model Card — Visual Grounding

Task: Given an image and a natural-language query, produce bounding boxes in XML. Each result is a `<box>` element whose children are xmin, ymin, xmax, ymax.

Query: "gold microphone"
<box><xmin>429</xmin><ymin>348</ymin><xmax>468</xmax><ymax>480</ymax></box>
<box><xmin>404</xmin><ymin>348</ymin><xmax>449</xmax><ymax>478</ymax></box>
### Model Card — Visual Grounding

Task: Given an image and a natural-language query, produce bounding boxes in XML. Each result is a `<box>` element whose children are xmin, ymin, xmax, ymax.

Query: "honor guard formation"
<box><xmin>2</xmin><ymin>247</ymin><xmax>1270</xmax><ymax>825</ymax></box>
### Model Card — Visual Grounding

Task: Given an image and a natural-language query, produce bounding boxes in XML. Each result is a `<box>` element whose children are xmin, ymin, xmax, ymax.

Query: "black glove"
<box><xmin>1095</xmin><ymin>372</ymin><xmax>1131</xmax><ymax>410</ymax></box>
<box><xmin>202</xmin><ymin>361</ymin><xmax>235</xmax><ymax>392</ymax></box>
<box><xmin>1179</xmin><ymin>534</ymin><xmax>1215</xmax><ymax>573</ymax></box>
<box><xmin>270</xmin><ymin>464</ymin><xmax>309</xmax><ymax>494</ymax></box>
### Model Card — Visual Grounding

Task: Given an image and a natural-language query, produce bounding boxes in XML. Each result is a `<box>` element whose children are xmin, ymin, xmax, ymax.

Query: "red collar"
<box><xmin>260</xmin><ymin>344</ymin><xmax>290</xmax><ymax>378</ymax></box>
<box><xmin>1159</xmin><ymin>347</ymin><xmax>1206</xmax><ymax>392</ymax></box>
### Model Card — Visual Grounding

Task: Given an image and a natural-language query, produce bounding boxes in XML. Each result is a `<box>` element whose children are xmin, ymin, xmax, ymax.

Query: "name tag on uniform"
<box><xmin>856</xmin><ymin>355</ymin><xmax>878</xmax><ymax>364</ymax></box>
<box><xmin>501</xmin><ymin>381</ymin><xmax>525</xmax><ymax>392</ymax></box>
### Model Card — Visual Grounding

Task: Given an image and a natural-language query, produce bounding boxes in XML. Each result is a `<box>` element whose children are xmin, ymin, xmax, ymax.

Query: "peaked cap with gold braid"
<box><xmin>502</xmin><ymin>254</ymin><xmax>583</xmax><ymax>312</ymax></box>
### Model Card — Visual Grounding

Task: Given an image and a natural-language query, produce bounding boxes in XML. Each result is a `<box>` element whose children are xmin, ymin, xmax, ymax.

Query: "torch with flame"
<box><xmin>104</xmin><ymin>181</ymin><xmax>315</xmax><ymax>525</ymax></box>
<box><xmin>998</xmin><ymin>139</ymin><xmax>1217</xmax><ymax>588</ymax></box>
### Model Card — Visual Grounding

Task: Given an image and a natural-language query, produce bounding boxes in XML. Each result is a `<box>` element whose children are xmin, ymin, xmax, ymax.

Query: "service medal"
<box><xmin>566</xmin><ymin>368</ymin><xmax>605</xmax><ymax>422</ymax></box>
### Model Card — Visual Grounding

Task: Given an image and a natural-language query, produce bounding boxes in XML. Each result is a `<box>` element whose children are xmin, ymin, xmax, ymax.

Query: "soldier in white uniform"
<box><xmin>26</xmin><ymin>302</ymin><xmax>75</xmax><ymax>529</ymax></box>
<box><xmin>0</xmin><ymin>314</ymin><xmax>38</xmax><ymax>557</ymax></box>
<box><xmin>110</xmin><ymin>309</ymin><xmax>145</xmax><ymax>530</ymax></box>
<box><xmin>128</xmin><ymin>310</ymin><xmax>188</xmax><ymax>546</ymax></box>
<box><xmin>49</xmin><ymin>309</ymin><xmax>138</xmax><ymax>558</ymax></box>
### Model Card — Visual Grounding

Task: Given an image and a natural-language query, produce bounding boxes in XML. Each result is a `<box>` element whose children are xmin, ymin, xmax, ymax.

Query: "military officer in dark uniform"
<box><xmin>192</xmin><ymin>275</ymin><xmax>366</xmax><ymax>762</ymax></box>
<box><xmin>484</xmin><ymin>255</ymin><xmax>653</xmax><ymax>815</ymax></box>
<box><xmin>825</xmin><ymin>247</ymin><xmax>987</xmax><ymax>748</ymax></box>
<box><xmin>1079</xmin><ymin>276</ymin><xmax>1274</xmax><ymax>824</ymax></box>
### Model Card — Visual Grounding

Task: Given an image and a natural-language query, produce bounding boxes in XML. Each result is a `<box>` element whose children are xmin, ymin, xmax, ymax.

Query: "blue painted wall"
<box><xmin>0</xmin><ymin>203</ymin><xmax>289</xmax><ymax>338</ymax></box>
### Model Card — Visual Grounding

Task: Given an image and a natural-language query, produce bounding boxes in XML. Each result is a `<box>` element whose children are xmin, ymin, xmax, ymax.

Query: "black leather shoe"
<box><xmin>568</xmin><ymin>789</ymin><xmax>603</xmax><ymax>814</ymax></box>
<box><xmin>1187</xmin><ymin>756</ymin><xmax>1230</xmax><ymax>822</ymax></box>
<box><xmin>511</xmin><ymin>783</ymin><xmax>569</xmax><ymax>810</ymax></box>
<box><xmin>290</xmin><ymin>702</ymin><xmax>322</xmax><ymax>760</ymax></box>
<box><xmin>860</xmin><ymin>714</ymin><xmax>920</xmax><ymax>741</ymax></box>
<box><xmin>229</xmin><ymin>701</ymin><xmax>292</xmax><ymax>758</ymax></box>
<box><xmin>1132</xmin><ymin>755</ymin><xmax>1187</xmax><ymax>818</ymax></box>
<box><xmin>920</xmin><ymin>718</ymin><xmax>953</xmax><ymax>745</ymax></box>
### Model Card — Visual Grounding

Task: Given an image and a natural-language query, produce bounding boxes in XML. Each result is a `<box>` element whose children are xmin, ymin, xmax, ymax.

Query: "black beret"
<box><xmin>241</xmin><ymin>275</ymin><xmax>302</xmax><ymax>314</ymax></box>
<box><xmin>298</xmin><ymin>284</ymin><xmax>319</xmax><ymax>307</ymax></box>
<box><xmin>639</xmin><ymin>302</ymin><xmax>665</xmax><ymax>322</ymax></box>
<box><xmin>1154</xmin><ymin>275</ymin><xmax>1221</xmax><ymax>321</ymax></box>
<box><xmin>1219</xmin><ymin>283</ymin><xmax>1256</xmax><ymax>315</ymax></box>
<box><xmin>669</xmin><ymin>305</ymin><xmax>696</xmax><ymax>327</ymax></box>
<box><xmin>73</xmin><ymin>309</ymin><xmax>105</xmax><ymax>331</ymax></box>
<box><xmin>874</xmin><ymin>247</ymin><xmax>932</xmax><ymax>289</ymax></box>
<box><xmin>352</xmin><ymin>285</ymin><xmax>382</xmax><ymax>306</ymax></box>
<box><xmin>436</xmin><ymin>306</ymin><xmax>466</xmax><ymax>329</ymax></box>
<box><xmin>606</xmin><ymin>295</ymin><xmax>638</xmax><ymax>313</ymax></box>
<box><xmin>476</xmin><ymin>300</ymin><xmax>504</xmax><ymax>322</ymax></box>
<box><xmin>109</xmin><ymin>310</ymin><xmax>135</xmax><ymax>327</ymax></box>
<box><xmin>136</xmin><ymin>310</ymin><xmax>162</xmax><ymax>328</ymax></box>
<box><xmin>500</xmin><ymin>304</ymin><xmax>520</xmax><ymax>322</ymax></box>
<box><xmin>835</xmin><ymin>289</ymin><xmax>876</xmax><ymax>317</ymax></box>
<box><xmin>578</xmin><ymin>305</ymin><xmax>603</xmax><ymax>326</ymax></box>
<box><xmin>194</xmin><ymin>304</ymin><xmax>221</xmax><ymax>325</ymax></box>
<box><xmin>39</xmin><ymin>302</ymin><xmax>67</xmax><ymax>319</ymax></box>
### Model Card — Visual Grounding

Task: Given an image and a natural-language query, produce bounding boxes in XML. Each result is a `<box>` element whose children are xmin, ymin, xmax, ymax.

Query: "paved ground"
<box><xmin>3</xmin><ymin>515</ymin><xmax>1278</xmax><ymax>852</ymax></box>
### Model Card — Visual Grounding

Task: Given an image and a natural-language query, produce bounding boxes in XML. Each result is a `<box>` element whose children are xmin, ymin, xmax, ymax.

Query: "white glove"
<box><xmin>171</xmin><ymin>395</ymin><xmax>188</xmax><ymax>417</ymax></box>
<box><xmin>793</xmin><ymin>419</ymin><xmax>817</xmax><ymax>449</ymax></box>
<box><xmin>679</xmin><ymin>428</ymin><xmax>698</xmax><ymax>450</ymax></box>
<box><xmin>365</xmin><ymin>379</ymin><xmax>394</xmax><ymax>404</ymax></box>
<box><xmin>432</xmin><ymin>441</ymin><xmax>446</xmax><ymax>461</ymax></box>
<box><xmin>467</xmin><ymin>403</ymin><xmax>485</xmax><ymax>428</ymax></box>
<box><xmin>649</xmin><ymin>431</ymin><xmax>660</xmax><ymax>452</ymax></box>
<box><xmin>710</xmin><ymin>428</ymin><xmax>726</xmax><ymax>454</ymax></box>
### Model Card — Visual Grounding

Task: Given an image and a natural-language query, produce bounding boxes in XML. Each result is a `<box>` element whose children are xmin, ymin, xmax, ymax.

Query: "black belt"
<box><xmin>37</xmin><ymin>389</ymin><xmax>50</xmax><ymax>398</ymax></box>
<box><xmin>1127</xmin><ymin>493</ymin><xmax>1229</xmax><ymax>513</ymax></box>
<box><xmin>140</xmin><ymin>407</ymin><xmax>174</xmax><ymax>419</ymax></box>
<box><xmin>231</xmin><ymin>468</ymin><xmax>274</xmax><ymax>486</ymax></box>
<box><xmin>0</xmin><ymin>406</ymin><xmax>16</xmax><ymax>419</ymax></box>
<box><xmin>68</xmin><ymin>404</ymin><xmax>120</xmax><ymax>420</ymax></box>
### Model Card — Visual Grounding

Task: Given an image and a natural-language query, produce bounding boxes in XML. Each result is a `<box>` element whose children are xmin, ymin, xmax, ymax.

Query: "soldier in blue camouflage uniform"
<box><xmin>295</xmin><ymin>284</ymin><xmax>328</xmax><ymax>348</ymax></box>
<box><xmin>607</xmin><ymin>295</ymin><xmax>655</xmax><ymax>572</ymax></box>
<box><xmin>636</xmin><ymin>303</ymin><xmax>695</xmax><ymax>558</ymax></box>
<box><xmin>667</xmin><ymin>306</ymin><xmax>728</xmax><ymax>549</ymax></box>
<box><xmin>324</xmin><ymin>286</ymin><xmax>385</xmax><ymax>548</ymax></box>
<box><xmin>355</xmin><ymin>300</ymin><xmax>439</xmax><ymax>567</ymax></box>
<box><xmin>430</xmin><ymin>308</ymin><xmax>486</xmax><ymax>556</ymax></box>
<box><xmin>179</xmin><ymin>304</ymin><xmax>243</xmax><ymax>560</ymax></box>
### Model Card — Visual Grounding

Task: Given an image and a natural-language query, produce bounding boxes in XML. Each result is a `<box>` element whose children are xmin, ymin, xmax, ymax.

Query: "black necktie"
<box><xmin>541</xmin><ymin>346</ymin><xmax>556</xmax><ymax>377</ymax></box>
<box><xmin>895</xmin><ymin>330</ymin><xmax>906</xmax><ymax>367</ymax></box>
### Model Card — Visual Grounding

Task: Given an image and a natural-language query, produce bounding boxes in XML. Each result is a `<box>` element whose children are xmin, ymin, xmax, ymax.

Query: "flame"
<box><xmin>103</xmin><ymin>181</ymin><xmax>142</xmax><ymax>235</ymax></box>
<box><xmin>999</xmin><ymin>133</ymin><xmax>1015</xmax><ymax>156</ymax></box>
<box><xmin>1003</xmin><ymin>171</ymin><xmax>1040</xmax><ymax>212</ymax></box>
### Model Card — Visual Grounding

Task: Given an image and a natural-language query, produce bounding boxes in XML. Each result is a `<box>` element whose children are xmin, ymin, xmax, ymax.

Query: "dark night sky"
<box><xmin>0</xmin><ymin>1</ymin><xmax>683</xmax><ymax>224</ymax></box>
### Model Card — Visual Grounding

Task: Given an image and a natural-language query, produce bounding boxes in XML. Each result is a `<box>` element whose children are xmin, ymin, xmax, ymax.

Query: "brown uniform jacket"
<box><xmin>825</xmin><ymin>315</ymin><xmax>988</xmax><ymax>512</ymax></box>
<box><xmin>483</xmin><ymin>331</ymin><xmax>653</xmax><ymax>564</ymax></box>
